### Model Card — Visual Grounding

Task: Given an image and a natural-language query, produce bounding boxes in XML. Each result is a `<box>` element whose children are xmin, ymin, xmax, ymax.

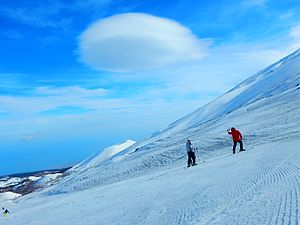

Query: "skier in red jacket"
<box><xmin>227</xmin><ymin>127</ymin><xmax>244</xmax><ymax>154</ymax></box>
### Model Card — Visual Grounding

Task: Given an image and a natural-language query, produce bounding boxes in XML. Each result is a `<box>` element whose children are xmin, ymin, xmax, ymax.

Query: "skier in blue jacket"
<box><xmin>186</xmin><ymin>139</ymin><xmax>197</xmax><ymax>167</ymax></box>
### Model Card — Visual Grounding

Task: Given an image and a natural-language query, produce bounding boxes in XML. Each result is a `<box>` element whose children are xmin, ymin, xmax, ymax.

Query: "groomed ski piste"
<box><xmin>2</xmin><ymin>49</ymin><xmax>300</xmax><ymax>225</ymax></box>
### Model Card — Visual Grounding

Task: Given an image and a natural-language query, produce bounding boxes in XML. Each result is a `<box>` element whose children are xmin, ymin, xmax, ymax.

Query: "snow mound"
<box><xmin>35</xmin><ymin>173</ymin><xmax>62</xmax><ymax>187</ymax></box>
<box><xmin>44</xmin><ymin>140</ymin><xmax>136</xmax><ymax>192</ymax></box>
<box><xmin>28</xmin><ymin>176</ymin><xmax>41</xmax><ymax>181</ymax></box>
<box><xmin>72</xmin><ymin>139</ymin><xmax>136</xmax><ymax>171</ymax></box>
<box><xmin>0</xmin><ymin>191</ymin><xmax>21</xmax><ymax>201</ymax></box>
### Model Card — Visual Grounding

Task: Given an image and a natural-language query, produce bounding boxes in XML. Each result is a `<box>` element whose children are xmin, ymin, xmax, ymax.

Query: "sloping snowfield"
<box><xmin>2</xmin><ymin>139</ymin><xmax>300</xmax><ymax>225</ymax></box>
<box><xmin>1</xmin><ymin>49</ymin><xmax>300</xmax><ymax>225</ymax></box>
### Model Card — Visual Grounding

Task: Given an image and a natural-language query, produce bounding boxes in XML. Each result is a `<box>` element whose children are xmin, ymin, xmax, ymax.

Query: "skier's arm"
<box><xmin>238</xmin><ymin>131</ymin><xmax>243</xmax><ymax>139</ymax></box>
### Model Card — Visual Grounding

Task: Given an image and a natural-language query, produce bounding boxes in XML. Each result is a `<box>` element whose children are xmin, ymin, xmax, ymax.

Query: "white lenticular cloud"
<box><xmin>78</xmin><ymin>13</ymin><xmax>208</xmax><ymax>72</ymax></box>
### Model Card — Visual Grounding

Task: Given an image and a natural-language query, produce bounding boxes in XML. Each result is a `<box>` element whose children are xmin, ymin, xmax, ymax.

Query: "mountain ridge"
<box><xmin>41</xmin><ymin>48</ymin><xmax>300</xmax><ymax>194</ymax></box>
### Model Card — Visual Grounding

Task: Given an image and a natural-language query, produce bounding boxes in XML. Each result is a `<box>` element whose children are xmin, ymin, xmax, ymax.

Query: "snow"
<box><xmin>0</xmin><ymin>177</ymin><xmax>24</xmax><ymax>188</ymax></box>
<box><xmin>3</xmin><ymin>140</ymin><xmax>300</xmax><ymax>225</ymax></box>
<box><xmin>96</xmin><ymin>139</ymin><xmax>136</xmax><ymax>162</ymax></box>
<box><xmin>1</xmin><ymin>49</ymin><xmax>300</xmax><ymax>224</ymax></box>
<box><xmin>28</xmin><ymin>176</ymin><xmax>41</xmax><ymax>181</ymax></box>
<box><xmin>0</xmin><ymin>192</ymin><xmax>21</xmax><ymax>202</ymax></box>
<box><xmin>71</xmin><ymin>139</ymin><xmax>136</xmax><ymax>171</ymax></box>
<box><xmin>35</xmin><ymin>173</ymin><xmax>62</xmax><ymax>187</ymax></box>
<box><xmin>159</xmin><ymin>48</ymin><xmax>300</xmax><ymax>137</ymax></box>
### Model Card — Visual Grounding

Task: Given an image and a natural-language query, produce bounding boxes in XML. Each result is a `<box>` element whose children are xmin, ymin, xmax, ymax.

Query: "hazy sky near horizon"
<box><xmin>1</xmin><ymin>0</ymin><xmax>300</xmax><ymax>175</ymax></box>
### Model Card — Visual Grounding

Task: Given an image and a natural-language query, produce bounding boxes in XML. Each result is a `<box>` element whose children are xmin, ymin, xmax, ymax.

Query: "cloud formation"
<box><xmin>35</xmin><ymin>86</ymin><xmax>107</xmax><ymax>97</ymax></box>
<box><xmin>0</xmin><ymin>0</ymin><xmax>112</xmax><ymax>29</ymax></box>
<box><xmin>20</xmin><ymin>132</ymin><xmax>42</xmax><ymax>142</ymax></box>
<box><xmin>288</xmin><ymin>25</ymin><xmax>300</xmax><ymax>50</ymax></box>
<box><xmin>78</xmin><ymin>13</ymin><xmax>208</xmax><ymax>72</ymax></box>
<box><xmin>290</xmin><ymin>25</ymin><xmax>300</xmax><ymax>38</ymax></box>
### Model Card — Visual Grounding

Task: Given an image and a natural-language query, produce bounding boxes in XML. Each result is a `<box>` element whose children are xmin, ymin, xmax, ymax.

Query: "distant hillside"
<box><xmin>0</xmin><ymin>166</ymin><xmax>72</xmax><ymax>195</ymax></box>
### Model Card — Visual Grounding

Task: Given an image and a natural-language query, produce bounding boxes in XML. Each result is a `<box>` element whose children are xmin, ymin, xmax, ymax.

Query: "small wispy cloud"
<box><xmin>20</xmin><ymin>132</ymin><xmax>42</xmax><ymax>142</ymax></box>
<box><xmin>35</xmin><ymin>86</ymin><xmax>108</xmax><ymax>97</ymax></box>
<box><xmin>40</xmin><ymin>106</ymin><xmax>95</xmax><ymax>116</ymax></box>
<box><xmin>0</xmin><ymin>0</ymin><xmax>112</xmax><ymax>29</ymax></box>
<box><xmin>0</xmin><ymin>85</ymin><xmax>110</xmax><ymax>118</ymax></box>
<box><xmin>78</xmin><ymin>13</ymin><xmax>209</xmax><ymax>72</ymax></box>
<box><xmin>289</xmin><ymin>25</ymin><xmax>300</xmax><ymax>38</ymax></box>
<box><xmin>0</xmin><ymin>1</ymin><xmax>64</xmax><ymax>28</ymax></box>
<box><xmin>0</xmin><ymin>109</ymin><xmax>9</xmax><ymax>118</ymax></box>
<box><xmin>288</xmin><ymin>25</ymin><xmax>300</xmax><ymax>50</ymax></box>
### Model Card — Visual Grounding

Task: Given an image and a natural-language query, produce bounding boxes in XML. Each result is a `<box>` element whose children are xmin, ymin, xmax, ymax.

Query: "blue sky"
<box><xmin>1</xmin><ymin>0</ymin><xmax>300</xmax><ymax>175</ymax></box>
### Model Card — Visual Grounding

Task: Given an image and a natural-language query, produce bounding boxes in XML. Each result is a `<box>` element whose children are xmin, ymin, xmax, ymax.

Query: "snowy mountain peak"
<box><xmin>71</xmin><ymin>139</ymin><xmax>136</xmax><ymax>172</ymax></box>
<box><xmin>161</xmin><ymin>48</ymin><xmax>300</xmax><ymax>136</ymax></box>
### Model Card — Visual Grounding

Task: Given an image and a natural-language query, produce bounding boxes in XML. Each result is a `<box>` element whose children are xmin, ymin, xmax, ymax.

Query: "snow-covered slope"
<box><xmin>71</xmin><ymin>139</ymin><xmax>136</xmax><ymax>172</ymax></box>
<box><xmin>44</xmin><ymin>49</ymin><xmax>300</xmax><ymax>194</ymax></box>
<box><xmin>0</xmin><ymin>177</ymin><xmax>24</xmax><ymax>188</ymax></box>
<box><xmin>4</xmin><ymin>140</ymin><xmax>300</xmax><ymax>225</ymax></box>
<box><xmin>43</xmin><ymin>139</ymin><xmax>137</xmax><ymax>192</ymax></box>
<box><xmin>160</xmin><ymin>48</ymin><xmax>300</xmax><ymax>136</ymax></box>
<box><xmin>3</xmin><ymin>49</ymin><xmax>300</xmax><ymax>225</ymax></box>
<box><xmin>0</xmin><ymin>191</ymin><xmax>21</xmax><ymax>202</ymax></box>
<box><xmin>0</xmin><ymin>169</ymin><xmax>69</xmax><ymax>196</ymax></box>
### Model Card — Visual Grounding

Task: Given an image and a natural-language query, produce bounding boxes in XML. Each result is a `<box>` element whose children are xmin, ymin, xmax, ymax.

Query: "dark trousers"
<box><xmin>187</xmin><ymin>151</ymin><xmax>196</xmax><ymax>166</ymax></box>
<box><xmin>233</xmin><ymin>140</ymin><xmax>243</xmax><ymax>154</ymax></box>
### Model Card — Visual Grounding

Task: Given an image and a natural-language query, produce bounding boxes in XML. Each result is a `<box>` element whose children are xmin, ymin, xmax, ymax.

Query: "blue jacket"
<box><xmin>186</xmin><ymin>142</ymin><xmax>193</xmax><ymax>152</ymax></box>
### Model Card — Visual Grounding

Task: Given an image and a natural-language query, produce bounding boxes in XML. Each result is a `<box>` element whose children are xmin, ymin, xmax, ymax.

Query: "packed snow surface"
<box><xmin>71</xmin><ymin>139</ymin><xmax>136</xmax><ymax>171</ymax></box>
<box><xmin>0</xmin><ymin>192</ymin><xmax>21</xmax><ymax>203</ymax></box>
<box><xmin>3</xmin><ymin>140</ymin><xmax>300</xmax><ymax>225</ymax></box>
<box><xmin>35</xmin><ymin>173</ymin><xmax>62</xmax><ymax>186</ymax></box>
<box><xmin>28</xmin><ymin>176</ymin><xmax>41</xmax><ymax>181</ymax></box>
<box><xmin>2</xmin><ymin>49</ymin><xmax>300</xmax><ymax>224</ymax></box>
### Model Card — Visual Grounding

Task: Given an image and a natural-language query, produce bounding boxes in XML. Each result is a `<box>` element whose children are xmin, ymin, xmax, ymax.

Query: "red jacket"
<box><xmin>228</xmin><ymin>128</ymin><xmax>242</xmax><ymax>141</ymax></box>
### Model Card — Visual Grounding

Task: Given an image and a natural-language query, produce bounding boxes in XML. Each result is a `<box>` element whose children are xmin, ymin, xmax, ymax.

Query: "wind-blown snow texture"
<box><xmin>2</xmin><ymin>49</ymin><xmax>300</xmax><ymax>225</ymax></box>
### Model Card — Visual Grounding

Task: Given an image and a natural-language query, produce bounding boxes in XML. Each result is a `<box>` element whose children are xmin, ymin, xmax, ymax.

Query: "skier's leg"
<box><xmin>233</xmin><ymin>141</ymin><xmax>237</xmax><ymax>154</ymax></box>
<box><xmin>187</xmin><ymin>152</ymin><xmax>192</xmax><ymax>167</ymax></box>
<box><xmin>192</xmin><ymin>152</ymin><xmax>196</xmax><ymax>165</ymax></box>
<box><xmin>239</xmin><ymin>140</ymin><xmax>244</xmax><ymax>151</ymax></box>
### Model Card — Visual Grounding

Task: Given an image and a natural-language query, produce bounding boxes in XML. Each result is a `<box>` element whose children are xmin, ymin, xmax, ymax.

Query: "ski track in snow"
<box><xmin>201</xmin><ymin>149</ymin><xmax>300</xmax><ymax>225</ymax></box>
<box><xmin>3</xmin><ymin>142</ymin><xmax>300</xmax><ymax>225</ymax></box>
<box><xmin>148</xmin><ymin>144</ymin><xmax>300</xmax><ymax>225</ymax></box>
